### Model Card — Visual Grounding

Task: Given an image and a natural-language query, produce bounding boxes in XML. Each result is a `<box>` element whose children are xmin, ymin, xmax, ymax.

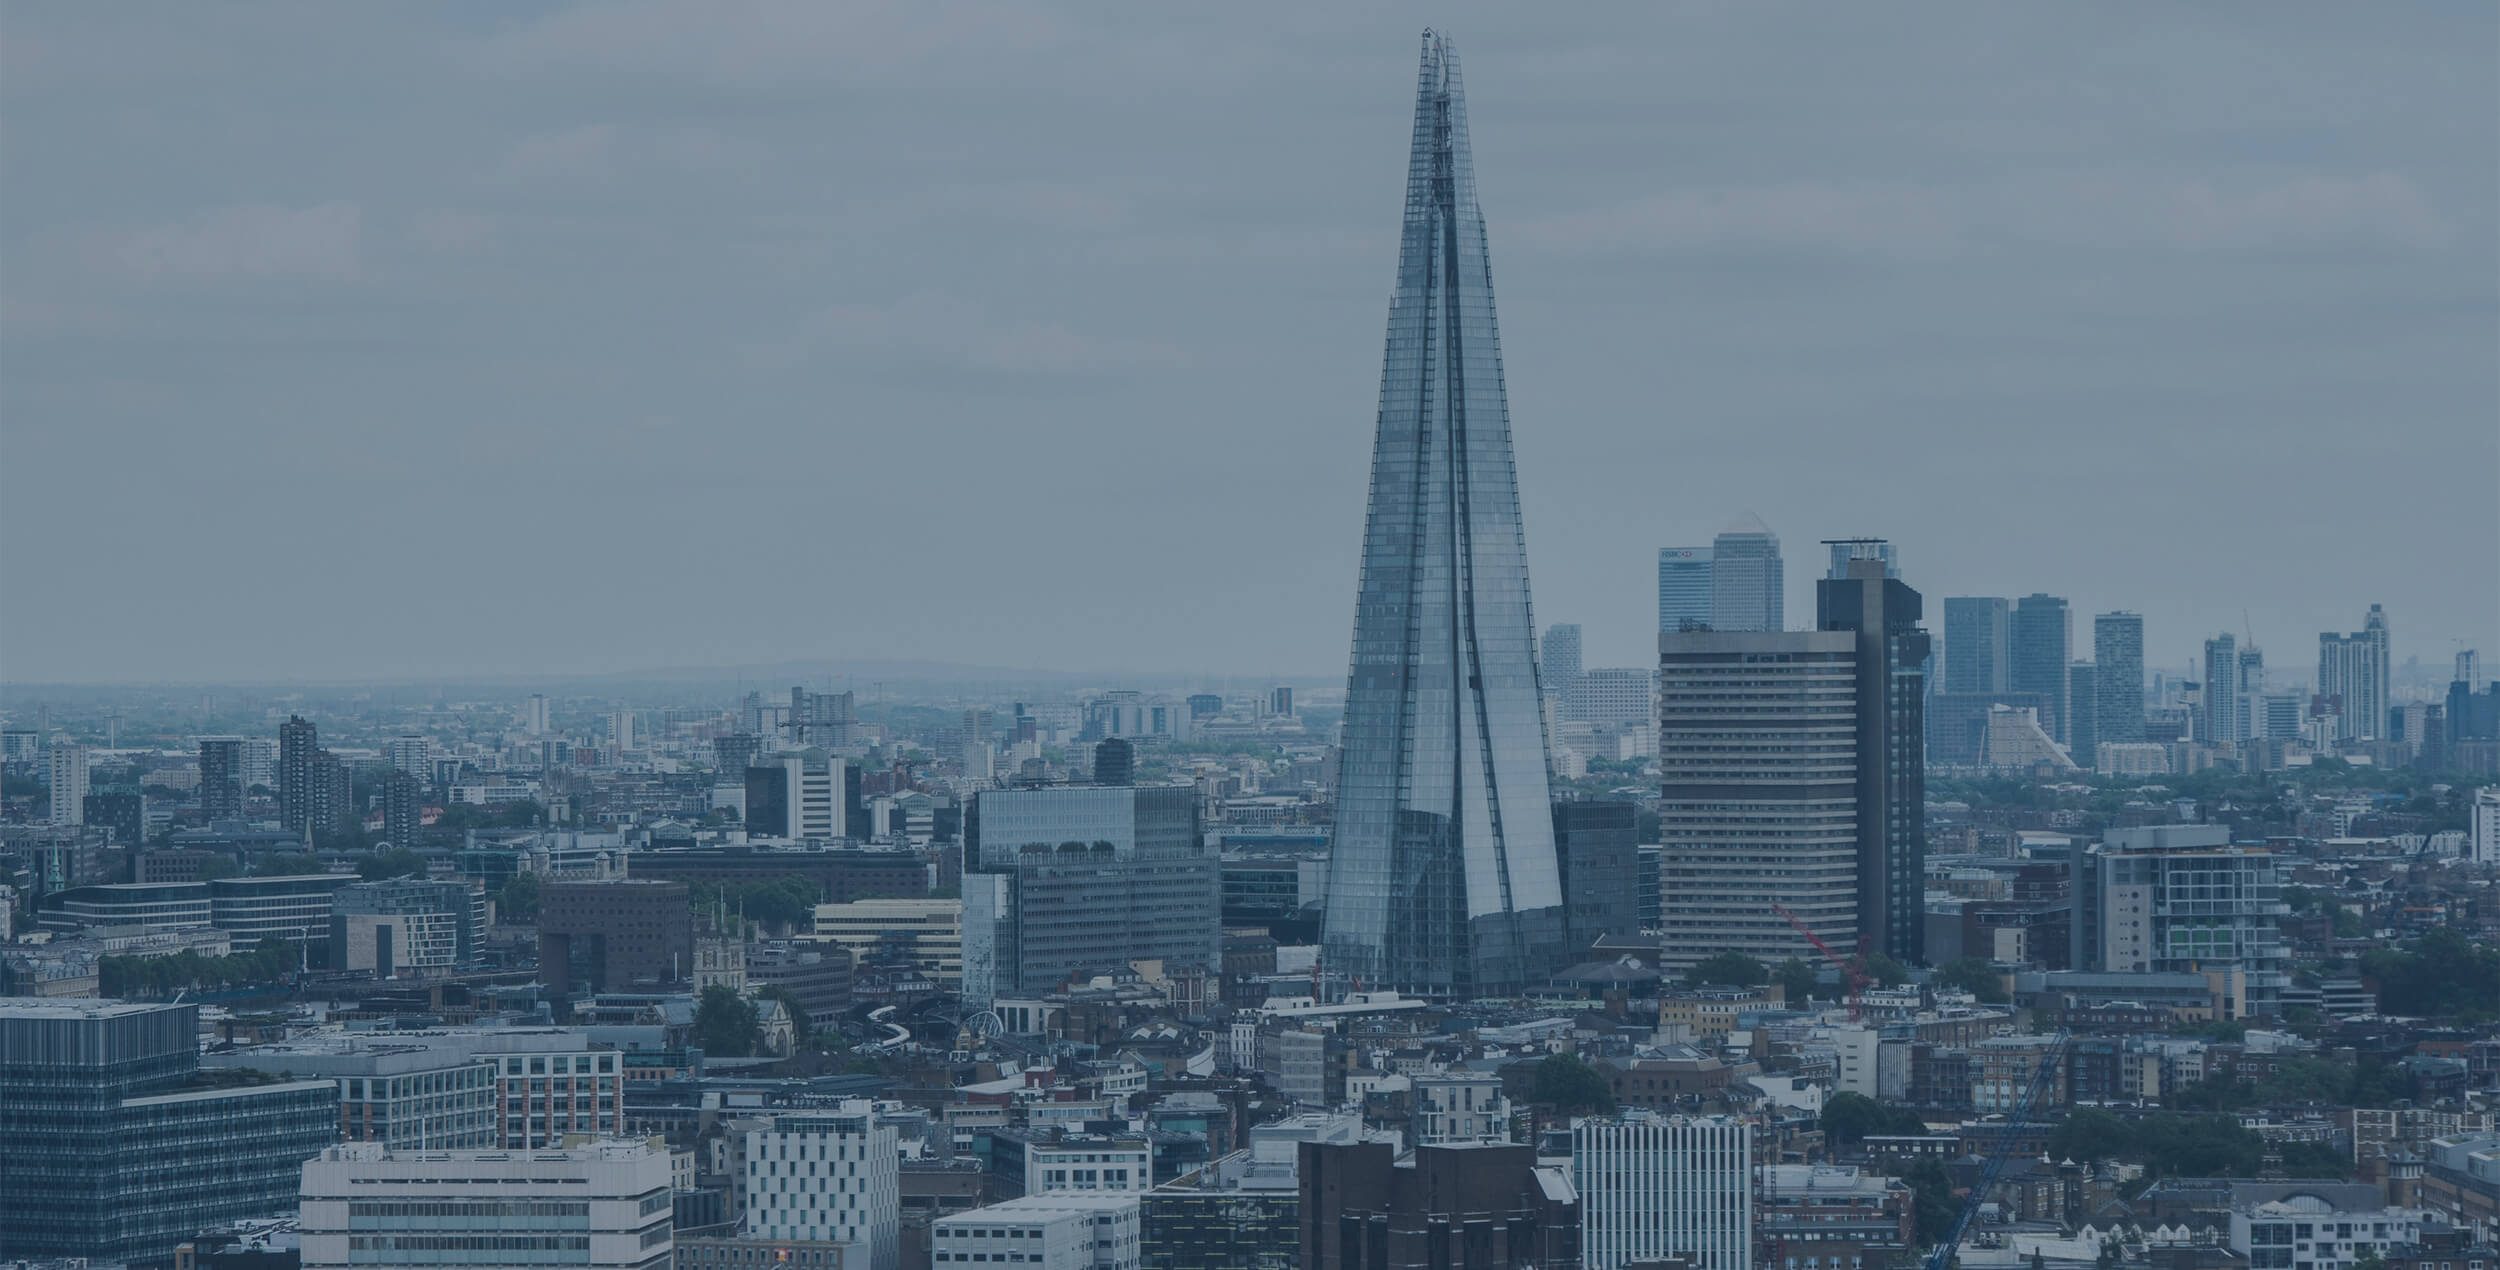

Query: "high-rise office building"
<box><xmin>1817</xmin><ymin>552</ymin><xmax>1931</xmax><ymax>963</ymax></box>
<box><xmin>1573</xmin><ymin>1113</ymin><xmax>1751</xmax><ymax>1270</ymax></box>
<box><xmin>381</xmin><ymin>769</ymin><xmax>424</xmax><ymax>851</ymax></box>
<box><xmin>2068</xmin><ymin>662</ymin><xmax>2100</xmax><ymax>770</ymax></box>
<box><xmin>1657</xmin><ymin>547</ymin><xmax>1714</xmax><ymax>632</ymax></box>
<box><xmin>2071</xmin><ymin>825</ymin><xmax>2290</xmax><ymax>1015</ymax></box>
<box><xmin>1092</xmin><ymin>736</ymin><xmax>1136</xmax><ymax>786</ymax></box>
<box><xmin>712</xmin><ymin>732</ymin><xmax>761</xmax><ymax>786</ymax></box>
<box><xmin>2092</xmin><ymin>612</ymin><xmax>2145</xmax><ymax>747</ymax></box>
<box><xmin>2319</xmin><ymin>605</ymin><xmax>2392</xmax><ymax>740</ymax></box>
<box><xmin>1655</xmin><ymin>630</ymin><xmax>1861</xmax><ymax>973</ymax></box>
<box><xmin>47</xmin><ymin>742</ymin><xmax>88</xmax><ymax>826</ymax></box>
<box><xmin>0</xmin><ymin>1000</ymin><xmax>338</xmax><ymax>1265</ymax></box>
<box><xmin>1709</xmin><ymin>518</ymin><xmax>1784</xmax><ymax>633</ymax></box>
<box><xmin>1566</xmin><ymin>667</ymin><xmax>1655</xmax><ymax>730</ymax></box>
<box><xmin>962</xmin><ymin>783</ymin><xmax>1217</xmax><ymax>1006</ymax></box>
<box><xmin>198</xmin><ymin>736</ymin><xmax>245</xmax><ymax>821</ymax></box>
<box><xmin>2202</xmin><ymin>632</ymin><xmax>2243</xmax><ymax>744</ymax></box>
<box><xmin>609</xmin><ymin>709</ymin><xmax>636</xmax><ymax>753</ymax></box>
<box><xmin>739</xmin><ymin>1104</ymin><xmax>898</xmax><ymax>1267</ymax></box>
<box><xmin>1541</xmin><ymin>623</ymin><xmax>1584</xmax><ymax>701</ymax></box>
<box><xmin>524</xmin><ymin>692</ymin><xmax>551</xmax><ymax>735</ymax></box>
<box><xmin>2462</xmin><ymin>649</ymin><xmax>2485</xmax><ymax>692</ymax></box>
<box><xmin>1942</xmin><ymin>597</ymin><xmax>2011</xmax><ymax>695</ymax></box>
<box><xmin>300</xmin><ymin>1138</ymin><xmax>673</xmax><ymax>1270</ymax></box>
<box><xmin>279</xmin><ymin>714</ymin><xmax>318</xmax><ymax>834</ymax></box>
<box><xmin>1323</xmin><ymin>31</ymin><xmax>1565</xmax><ymax>997</ymax></box>
<box><xmin>2238</xmin><ymin>646</ymin><xmax>2265</xmax><ymax>741</ymax></box>
<box><xmin>1825</xmin><ymin>538</ymin><xmax>1898</xmax><ymax>581</ymax></box>
<box><xmin>2011</xmin><ymin>594</ymin><xmax>2073</xmax><ymax>744</ymax></box>
<box><xmin>1552</xmin><ymin>800</ymin><xmax>1640</xmax><ymax>954</ymax></box>
<box><xmin>745</xmin><ymin>749</ymin><xmax>855</xmax><ymax>841</ymax></box>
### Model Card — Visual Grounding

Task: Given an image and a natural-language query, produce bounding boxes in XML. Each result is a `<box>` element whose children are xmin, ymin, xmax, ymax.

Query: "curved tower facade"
<box><xmin>1324</xmin><ymin>31</ymin><xmax>1564</xmax><ymax>997</ymax></box>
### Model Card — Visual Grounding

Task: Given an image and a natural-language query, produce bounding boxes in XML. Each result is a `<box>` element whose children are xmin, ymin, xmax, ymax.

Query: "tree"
<box><xmin>357</xmin><ymin>848</ymin><xmax>427</xmax><ymax>881</ymax></box>
<box><xmin>1687</xmin><ymin>952</ymin><xmax>1767</xmax><ymax>989</ymax></box>
<box><xmin>1531</xmin><ymin>1053</ymin><xmax>1617</xmax><ymax>1115</ymax></box>
<box><xmin>496</xmin><ymin>872</ymin><xmax>541</xmax><ymax>924</ymax></box>
<box><xmin>1774</xmin><ymin>957</ymin><xmax>1818</xmax><ymax>1005</ymax></box>
<box><xmin>192</xmin><ymin>855</ymin><xmax>241</xmax><ymax>882</ymax></box>
<box><xmin>1821</xmin><ymin>1091</ymin><xmax>1928</xmax><ymax>1148</ymax></box>
<box><xmin>253</xmin><ymin>852</ymin><xmax>324</xmax><ymax>877</ymax></box>
<box><xmin>1903</xmin><ymin>1157</ymin><xmax>1959</xmax><ymax>1246</ymax></box>
<box><xmin>1862</xmin><ymin>952</ymin><xmax>1909</xmax><ymax>988</ymax></box>
<box><xmin>692</xmin><ymin>985</ymin><xmax>761</xmax><ymax>1058</ymax></box>
<box><xmin>1935</xmin><ymin>956</ymin><xmax>2009</xmax><ymax>1004</ymax></box>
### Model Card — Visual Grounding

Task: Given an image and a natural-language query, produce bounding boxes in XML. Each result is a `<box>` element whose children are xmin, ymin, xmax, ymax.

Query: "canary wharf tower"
<box><xmin>1323</xmin><ymin>32</ymin><xmax>1565</xmax><ymax>997</ymax></box>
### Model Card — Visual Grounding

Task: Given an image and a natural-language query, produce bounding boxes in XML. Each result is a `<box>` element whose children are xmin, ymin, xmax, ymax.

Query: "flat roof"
<box><xmin>0</xmin><ymin>998</ymin><xmax>183</xmax><ymax>1020</ymax></box>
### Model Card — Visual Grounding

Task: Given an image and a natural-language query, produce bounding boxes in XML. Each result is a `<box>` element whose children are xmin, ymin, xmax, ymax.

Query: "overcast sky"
<box><xmin>3</xmin><ymin>3</ymin><xmax>2493</xmax><ymax>688</ymax></box>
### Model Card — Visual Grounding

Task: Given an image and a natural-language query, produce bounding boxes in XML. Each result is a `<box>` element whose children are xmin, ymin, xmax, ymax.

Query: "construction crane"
<box><xmin>1924</xmin><ymin>1030</ymin><xmax>2072</xmax><ymax>1270</ymax></box>
<box><xmin>1774</xmin><ymin>904</ymin><xmax>1870</xmax><ymax>1020</ymax></box>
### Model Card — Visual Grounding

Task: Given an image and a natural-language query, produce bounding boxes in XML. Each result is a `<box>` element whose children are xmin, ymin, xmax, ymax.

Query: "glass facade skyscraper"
<box><xmin>1709</xmin><ymin>520</ymin><xmax>1784</xmax><ymax>632</ymax></box>
<box><xmin>1326</xmin><ymin>31</ymin><xmax>1565</xmax><ymax>997</ymax></box>
<box><xmin>1657</xmin><ymin>547</ymin><xmax>1713</xmax><ymax>633</ymax></box>
<box><xmin>2092</xmin><ymin>611</ymin><xmax>2145</xmax><ymax>746</ymax></box>
<box><xmin>2010</xmin><ymin>593</ymin><xmax>2073</xmax><ymax>744</ymax></box>
<box><xmin>0</xmin><ymin>1000</ymin><xmax>338</xmax><ymax>1265</ymax></box>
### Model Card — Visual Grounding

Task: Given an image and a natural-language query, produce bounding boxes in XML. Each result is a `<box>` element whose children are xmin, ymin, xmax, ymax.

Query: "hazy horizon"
<box><xmin>5</xmin><ymin>5</ymin><xmax>2494</xmax><ymax>687</ymax></box>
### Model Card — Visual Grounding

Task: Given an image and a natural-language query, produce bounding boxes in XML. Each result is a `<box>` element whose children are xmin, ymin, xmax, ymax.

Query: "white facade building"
<box><xmin>1414</xmin><ymin>1074</ymin><xmax>1513</xmax><ymax>1145</ymax></box>
<box><xmin>2229</xmin><ymin>1197</ymin><xmax>2424</xmax><ymax>1270</ymax></box>
<box><xmin>1573</xmin><ymin>1112</ymin><xmax>1752</xmax><ymax>1270</ymax></box>
<box><xmin>299</xmin><ymin>1138</ymin><xmax>673</xmax><ymax>1270</ymax></box>
<box><xmin>932</xmin><ymin>1194</ymin><xmax>1141</xmax><ymax>1270</ymax></box>
<box><xmin>1027</xmin><ymin>1138</ymin><xmax>1153</xmax><ymax>1195</ymax></box>
<box><xmin>2473</xmin><ymin>787</ymin><xmax>2500</xmax><ymax>866</ymax></box>
<box><xmin>740</xmin><ymin>1103</ymin><xmax>899</xmax><ymax>1270</ymax></box>
<box><xmin>49</xmin><ymin>742</ymin><xmax>88</xmax><ymax>826</ymax></box>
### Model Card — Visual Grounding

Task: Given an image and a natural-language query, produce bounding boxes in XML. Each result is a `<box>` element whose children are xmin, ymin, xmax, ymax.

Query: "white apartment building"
<box><xmin>2473</xmin><ymin>787</ymin><xmax>2500</xmax><ymax>866</ymax></box>
<box><xmin>932</xmin><ymin>1195</ymin><xmax>1141</xmax><ymax>1270</ymax></box>
<box><xmin>1414</xmin><ymin>1074</ymin><xmax>1513</xmax><ymax>1145</ymax></box>
<box><xmin>740</xmin><ymin>1103</ymin><xmax>899</xmax><ymax>1270</ymax></box>
<box><xmin>1573</xmin><ymin>1112</ymin><xmax>1753</xmax><ymax>1270</ymax></box>
<box><xmin>2230</xmin><ymin>1197</ymin><xmax>2424</xmax><ymax>1270</ymax></box>
<box><xmin>299</xmin><ymin>1138</ymin><xmax>673</xmax><ymax>1270</ymax></box>
<box><xmin>1027</xmin><ymin>1138</ymin><xmax>1153</xmax><ymax>1195</ymax></box>
<box><xmin>48</xmin><ymin>743</ymin><xmax>88</xmax><ymax>826</ymax></box>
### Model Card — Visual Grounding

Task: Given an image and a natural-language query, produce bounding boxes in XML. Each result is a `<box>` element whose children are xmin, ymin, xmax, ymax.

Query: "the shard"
<box><xmin>1323</xmin><ymin>31</ymin><xmax>1565</xmax><ymax>997</ymax></box>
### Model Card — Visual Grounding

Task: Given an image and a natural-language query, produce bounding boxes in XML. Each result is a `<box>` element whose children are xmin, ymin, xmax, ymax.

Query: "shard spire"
<box><xmin>1323</xmin><ymin>31</ymin><xmax>1565</xmax><ymax>997</ymax></box>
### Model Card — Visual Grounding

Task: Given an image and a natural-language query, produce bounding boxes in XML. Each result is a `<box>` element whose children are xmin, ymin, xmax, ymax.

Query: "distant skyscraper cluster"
<box><xmin>1659</xmin><ymin>519</ymin><xmax>1787</xmax><ymax>636</ymax></box>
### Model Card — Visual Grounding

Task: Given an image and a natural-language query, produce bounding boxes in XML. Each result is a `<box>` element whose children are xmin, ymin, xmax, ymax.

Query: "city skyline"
<box><xmin>2</xmin><ymin>6</ymin><xmax>2492</xmax><ymax>685</ymax></box>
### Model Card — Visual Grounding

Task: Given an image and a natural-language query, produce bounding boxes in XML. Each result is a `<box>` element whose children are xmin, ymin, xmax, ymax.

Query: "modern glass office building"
<box><xmin>962</xmin><ymin>783</ymin><xmax>1219</xmax><ymax>1005</ymax></box>
<box><xmin>0</xmin><ymin>999</ymin><xmax>339</xmax><ymax>1265</ymax></box>
<box><xmin>1325</xmin><ymin>31</ymin><xmax>1566</xmax><ymax>997</ymax></box>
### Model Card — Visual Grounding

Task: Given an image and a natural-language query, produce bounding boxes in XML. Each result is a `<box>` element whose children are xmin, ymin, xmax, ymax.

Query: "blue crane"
<box><xmin>1924</xmin><ymin>1030</ymin><xmax>2072</xmax><ymax>1270</ymax></box>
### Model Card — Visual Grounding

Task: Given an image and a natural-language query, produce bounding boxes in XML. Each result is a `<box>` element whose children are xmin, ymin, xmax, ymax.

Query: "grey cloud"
<box><xmin>112</xmin><ymin>202</ymin><xmax>363</xmax><ymax>283</ymax></box>
<box><xmin>1520</xmin><ymin>169</ymin><xmax>2447</xmax><ymax>258</ymax></box>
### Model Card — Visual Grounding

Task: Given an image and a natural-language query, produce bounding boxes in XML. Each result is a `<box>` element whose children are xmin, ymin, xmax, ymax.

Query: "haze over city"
<box><xmin>3</xmin><ymin>4</ymin><xmax>2492</xmax><ymax>686</ymax></box>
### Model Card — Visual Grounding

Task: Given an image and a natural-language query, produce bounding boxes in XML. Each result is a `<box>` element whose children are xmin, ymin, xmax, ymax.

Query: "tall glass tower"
<box><xmin>1325</xmin><ymin>31</ymin><xmax>1565</xmax><ymax>997</ymax></box>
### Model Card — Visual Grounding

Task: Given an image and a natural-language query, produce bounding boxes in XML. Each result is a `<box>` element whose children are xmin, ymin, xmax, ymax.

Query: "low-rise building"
<box><xmin>934</xmin><ymin>1194</ymin><xmax>1141</xmax><ymax>1270</ymax></box>
<box><xmin>298</xmin><ymin>1137</ymin><xmax>673</xmax><ymax>1270</ymax></box>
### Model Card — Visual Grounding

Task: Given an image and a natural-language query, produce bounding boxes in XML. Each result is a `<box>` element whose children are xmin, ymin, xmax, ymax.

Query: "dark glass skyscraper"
<box><xmin>1817</xmin><ymin>553</ymin><xmax>1931</xmax><ymax>965</ymax></box>
<box><xmin>1325</xmin><ymin>32</ymin><xmax>1564</xmax><ymax>996</ymax></box>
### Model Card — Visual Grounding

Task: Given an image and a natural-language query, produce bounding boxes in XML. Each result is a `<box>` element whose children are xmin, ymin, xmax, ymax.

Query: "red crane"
<box><xmin>1774</xmin><ymin>904</ymin><xmax>1871</xmax><ymax>1020</ymax></box>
